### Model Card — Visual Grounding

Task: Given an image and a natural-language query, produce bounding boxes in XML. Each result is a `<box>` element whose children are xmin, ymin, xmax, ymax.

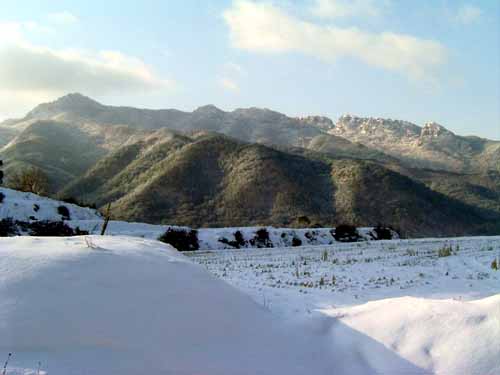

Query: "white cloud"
<box><xmin>218</xmin><ymin>62</ymin><xmax>245</xmax><ymax>93</ymax></box>
<box><xmin>0</xmin><ymin>91</ymin><xmax>55</xmax><ymax>121</ymax></box>
<box><xmin>224</xmin><ymin>62</ymin><xmax>246</xmax><ymax>76</ymax></box>
<box><xmin>0</xmin><ymin>21</ymin><xmax>172</xmax><ymax>119</ymax></box>
<box><xmin>219</xmin><ymin>77</ymin><xmax>240</xmax><ymax>92</ymax></box>
<box><xmin>455</xmin><ymin>4</ymin><xmax>482</xmax><ymax>25</ymax></box>
<box><xmin>47</xmin><ymin>11</ymin><xmax>79</xmax><ymax>25</ymax></box>
<box><xmin>0</xmin><ymin>44</ymin><xmax>169</xmax><ymax>93</ymax></box>
<box><xmin>0</xmin><ymin>22</ymin><xmax>26</xmax><ymax>43</ymax></box>
<box><xmin>223</xmin><ymin>1</ymin><xmax>446</xmax><ymax>81</ymax></box>
<box><xmin>311</xmin><ymin>0</ymin><xmax>381</xmax><ymax>19</ymax></box>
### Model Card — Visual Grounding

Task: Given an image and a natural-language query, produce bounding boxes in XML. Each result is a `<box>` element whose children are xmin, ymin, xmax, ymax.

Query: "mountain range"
<box><xmin>0</xmin><ymin>93</ymin><xmax>498</xmax><ymax>236</ymax></box>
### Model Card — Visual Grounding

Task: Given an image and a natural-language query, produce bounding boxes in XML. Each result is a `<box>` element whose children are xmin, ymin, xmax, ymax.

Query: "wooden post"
<box><xmin>100</xmin><ymin>202</ymin><xmax>112</xmax><ymax>235</ymax></box>
<box><xmin>2</xmin><ymin>353</ymin><xmax>11</xmax><ymax>375</ymax></box>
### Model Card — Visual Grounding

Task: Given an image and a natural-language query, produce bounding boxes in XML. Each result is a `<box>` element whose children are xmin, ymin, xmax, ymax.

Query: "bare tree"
<box><xmin>9</xmin><ymin>167</ymin><xmax>49</xmax><ymax>195</ymax></box>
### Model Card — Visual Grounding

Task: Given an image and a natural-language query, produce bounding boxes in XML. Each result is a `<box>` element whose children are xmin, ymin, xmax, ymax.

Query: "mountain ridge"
<box><xmin>0</xmin><ymin>94</ymin><xmax>498</xmax><ymax>236</ymax></box>
<box><xmin>10</xmin><ymin>94</ymin><xmax>498</xmax><ymax>174</ymax></box>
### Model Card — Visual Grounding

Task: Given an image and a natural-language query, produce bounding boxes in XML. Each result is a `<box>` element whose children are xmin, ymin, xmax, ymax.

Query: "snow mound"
<box><xmin>0</xmin><ymin>236</ymin><xmax>344</xmax><ymax>375</ymax></box>
<box><xmin>322</xmin><ymin>295</ymin><xmax>500</xmax><ymax>374</ymax></box>
<box><xmin>0</xmin><ymin>188</ymin><xmax>100</xmax><ymax>222</ymax></box>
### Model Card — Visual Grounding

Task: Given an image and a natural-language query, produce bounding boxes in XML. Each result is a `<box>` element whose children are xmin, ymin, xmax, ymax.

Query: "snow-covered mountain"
<box><xmin>329</xmin><ymin>114</ymin><xmax>500</xmax><ymax>172</ymax></box>
<box><xmin>3</xmin><ymin>94</ymin><xmax>498</xmax><ymax>176</ymax></box>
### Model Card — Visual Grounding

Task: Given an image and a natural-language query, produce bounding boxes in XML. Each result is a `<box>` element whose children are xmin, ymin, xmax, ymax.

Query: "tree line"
<box><xmin>0</xmin><ymin>161</ymin><xmax>49</xmax><ymax>195</ymax></box>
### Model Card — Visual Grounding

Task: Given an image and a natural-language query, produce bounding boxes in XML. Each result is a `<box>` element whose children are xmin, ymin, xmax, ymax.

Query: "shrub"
<box><xmin>233</xmin><ymin>230</ymin><xmax>246</xmax><ymax>248</ymax></box>
<box><xmin>291</xmin><ymin>237</ymin><xmax>302</xmax><ymax>247</ymax></box>
<box><xmin>0</xmin><ymin>218</ymin><xmax>19</xmax><ymax>236</ymax></box>
<box><xmin>219</xmin><ymin>230</ymin><xmax>247</xmax><ymax>249</ymax></box>
<box><xmin>304</xmin><ymin>231</ymin><xmax>317</xmax><ymax>242</ymax></box>
<box><xmin>296</xmin><ymin>215</ymin><xmax>311</xmax><ymax>227</ymax></box>
<box><xmin>158</xmin><ymin>227</ymin><xmax>199</xmax><ymax>251</ymax></box>
<box><xmin>25</xmin><ymin>220</ymin><xmax>88</xmax><ymax>236</ymax></box>
<box><xmin>437</xmin><ymin>245</ymin><xmax>452</xmax><ymax>257</ymax></box>
<box><xmin>0</xmin><ymin>192</ymin><xmax>4</xmax><ymax>204</ymax></box>
<box><xmin>491</xmin><ymin>258</ymin><xmax>498</xmax><ymax>271</ymax></box>
<box><xmin>249</xmin><ymin>228</ymin><xmax>272</xmax><ymax>248</ymax></box>
<box><xmin>334</xmin><ymin>224</ymin><xmax>360</xmax><ymax>242</ymax></box>
<box><xmin>57</xmin><ymin>205</ymin><xmax>71</xmax><ymax>220</ymax></box>
<box><xmin>371</xmin><ymin>224</ymin><xmax>394</xmax><ymax>240</ymax></box>
<box><xmin>0</xmin><ymin>219</ymin><xmax>87</xmax><ymax>237</ymax></box>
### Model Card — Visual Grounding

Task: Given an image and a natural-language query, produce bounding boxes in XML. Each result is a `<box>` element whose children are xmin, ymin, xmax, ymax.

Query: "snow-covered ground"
<box><xmin>0</xmin><ymin>236</ymin><xmax>499</xmax><ymax>374</ymax></box>
<box><xmin>188</xmin><ymin>236</ymin><xmax>500</xmax><ymax>373</ymax></box>
<box><xmin>188</xmin><ymin>237</ymin><xmax>500</xmax><ymax>314</ymax></box>
<box><xmin>0</xmin><ymin>188</ymin><xmax>100</xmax><ymax>222</ymax></box>
<box><xmin>70</xmin><ymin>220</ymin><xmax>397</xmax><ymax>249</ymax></box>
<box><xmin>0</xmin><ymin>188</ymin><xmax>499</xmax><ymax>374</ymax></box>
<box><xmin>0</xmin><ymin>235</ymin><xmax>347</xmax><ymax>375</ymax></box>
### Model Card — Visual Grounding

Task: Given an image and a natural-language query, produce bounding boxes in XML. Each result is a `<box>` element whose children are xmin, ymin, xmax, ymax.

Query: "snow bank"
<box><xmin>0</xmin><ymin>236</ymin><xmax>346</xmax><ymax>375</ymax></box>
<box><xmin>70</xmin><ymin>220</ymin><xmax>397</xmax><ymax>250</ymax></box>
<box><xmin>0</xmin><ymin>188</ymin><xmax>100</xmax><ymax>222</ymax></box>
<box><xmin>322</xmin><ymin>296</ymin><xmax>500</xmax><ymax>374</ymax></box>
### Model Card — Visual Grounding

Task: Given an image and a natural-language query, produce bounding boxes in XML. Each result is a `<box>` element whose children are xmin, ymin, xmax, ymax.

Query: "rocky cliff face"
<box><xmin>329</xmin><ymin>115</ymin><xmax>500</xmax><ymax>173</ymax></box>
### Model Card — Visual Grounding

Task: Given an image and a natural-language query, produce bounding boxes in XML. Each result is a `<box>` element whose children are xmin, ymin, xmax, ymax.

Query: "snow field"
<box><xmin>188</xmin><ymin>236</ymin><xmax>500</xmax><ymax>314</ymax></box>
<box><xmin>0</xmin><ymin>235</ymin><xmax>351</xmax><ymax>375</ymax></box>
<box><xmin>188</xmin><ymin>236</ymin><xmax>500</xmax><ymax>374</ymax></box>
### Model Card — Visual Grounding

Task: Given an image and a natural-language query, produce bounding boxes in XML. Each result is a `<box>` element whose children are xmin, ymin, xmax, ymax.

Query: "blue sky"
<box><xmin>0</xmin><ymin>0</ymin><xmax>498</xmax><ymax>139</ymax></box>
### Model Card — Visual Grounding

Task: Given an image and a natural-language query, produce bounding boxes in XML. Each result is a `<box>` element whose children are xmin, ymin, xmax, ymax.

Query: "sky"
<box><xmin>0</xmin><ymin>0</ymin><xmax>499</xmax><ymax>139</ymax></box>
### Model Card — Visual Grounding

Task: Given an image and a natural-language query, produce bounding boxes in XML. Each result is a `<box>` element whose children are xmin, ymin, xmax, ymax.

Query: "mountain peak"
<box><xmin>297</xmin><ymin>116</ymin><xmax>334</xmax><ymax>130</ymax></box>
<box><xmin>194</xmin><ymin>104</ymin><xmax>223</xmax><ymax>114</ymax></box>
<box><xmin>26</xmin><ymin>93</ymin><xmax>103</xmax><ymax>119</ymax></box>
<box><xmin>421</xmin><ymin>122</ymin><xmax>453</xmax><ymax>137</ymax></box>
<box><xmin>55</xmin><ymin>92</ymin><xmax>101</xmax><ymax>105</ymax></box>
<box><xmin>334</xmin><ymin>114</ymin><xmax>421</xmax><ymax>136</ymax></box>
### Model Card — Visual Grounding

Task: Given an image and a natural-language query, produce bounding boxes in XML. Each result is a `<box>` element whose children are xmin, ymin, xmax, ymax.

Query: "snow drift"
<box><xmin>0</xmin><ymin>235</ymin><xmax>498</xmax><ymax>374</ymax></box>
<box><xmin>0</xmin><ymin>236</ymin><xmax>345</xmax><ymax>375</ymax></box>
<box><xmin>322</xmin><ymin>296</ymin><xmax>500</xmax><ymax>374</ymax></box>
